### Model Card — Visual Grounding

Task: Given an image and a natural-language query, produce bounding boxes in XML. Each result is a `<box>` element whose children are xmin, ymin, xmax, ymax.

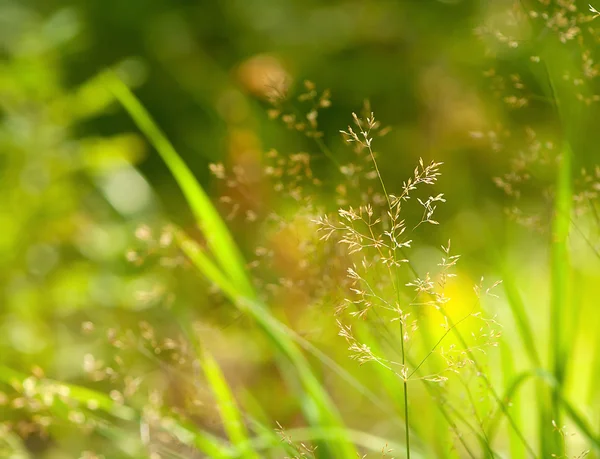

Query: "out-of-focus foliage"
<box><xmin>0</xmin><ymin>4</ymin><xmax>167</xmax><ymax>456</ymax></box>
<box><xmin>0</xmin><ymin>3</ymin><xmax>159</xmax><ymax>367</ymax></box>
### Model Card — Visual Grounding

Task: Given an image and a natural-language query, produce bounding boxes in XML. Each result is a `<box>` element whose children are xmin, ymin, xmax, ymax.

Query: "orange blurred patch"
<box><xmin>236</xmin><ymin>54</ymin><xmax>291</xmax><ymax>99</ymax></box>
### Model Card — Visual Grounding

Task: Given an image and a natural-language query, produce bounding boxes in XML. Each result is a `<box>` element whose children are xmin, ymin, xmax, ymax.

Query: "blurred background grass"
<box><xmin>2</xmin><ymin>0</ymin><xmax>600</xmax><ymax>457</ymax></box>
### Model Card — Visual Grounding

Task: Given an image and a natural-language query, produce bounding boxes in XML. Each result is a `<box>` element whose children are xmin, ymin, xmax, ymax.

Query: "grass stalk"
<box><xmin>188</xmin><ymin>330</ymin><xmax>260</xmax><ymax>459</ymax></box>
<box><xmin>364</xmin><ymin>139</ymin><xmax>411</xmax><ymax>459</ymax></box>
<box><xmin>541</xmin><ymin>45</ymin><xmax>577</xmax><ymax>455</ymax></box>
<box><xmin>549</xmin><ymin>141</ymin><xmax>572</xmax><ymax>427</ymax></box>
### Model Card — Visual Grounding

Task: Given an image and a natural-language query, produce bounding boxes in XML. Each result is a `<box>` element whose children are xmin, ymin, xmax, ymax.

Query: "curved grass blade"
<box><xmin>102</xmin><ymin>71</ymin><xmax>254</xmax><ymax>298</ymax></box>
<box><xmin>549</xmin><ymin>141</ymin><xmax>572</xmax><ymax>412</ymax></box>
<box><xmin>487</xmin><ymin>371</ymin><xmax>533</xmax><ymax>446</ymax></box>
<box><xmin>194</xmin><ymin>345</ymin><xmax>259</xmax><ymax>458</ymax></box>
<box><xmin>498</xmin><ymin>342</ymin><xmax>526</xmax><ymax>459</ymax></box>
<box><xmin>497</xmin><ymin>263</ymin><xmax>541</xmax><ymax>367</ymax></box>
<box><xmin>105</xmin><ymin>76</ymin><xmax>359</xmax><ymax>458</ymax></box>
<box><xmin>542</xmin><ymin>49</ymin><xmax>576</xmax><ymax>455</ymax></box>
<box><xmin>536</xmin><ymin>369</ymin><xmax>600</xmax><ymax>453</ymax></box>
<box><xmin>486</xmin><ymin>368</ymin><xmax>600</xmax><ymax>454</ymax></box>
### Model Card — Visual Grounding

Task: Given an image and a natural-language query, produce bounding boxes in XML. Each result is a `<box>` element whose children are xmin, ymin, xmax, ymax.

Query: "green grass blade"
<box><xmin>486</xmin><ymin>368</ymin><xmax>600</xmax><ymax>454</ymax></box>
<box><xmin>536</xmin><ymin>369</ymin><xmax>600</xmax><ymax>453</ymax></box>
<box><xmin>195</xmin><ymin>345</ymin><xmax>259</xmax><ymax>459</ymax></box>
<box><xmin>549</xmin><ymin>141</ymin><xmax>572</xmax><ymax>404</ymax></box>
<box><xmin>523</xmin><ymin>28</ymin><xmax>579</xmax><ymax>454</ymax></box>
<box><xmin>487</xmin><ymin>371</ymin><xmax>532</xmax><ymax>449</ymax></box>
<box><xmin>229</xmin><ymin>297</ymin><xmax>360</xmax><ymax>458</ymax></box>
<box><xmin>174</xmin><ymin>226</ymin><xmax>240</xmax><ymax>301</ymax></box>
<box><xmin>498</xmin><ymin>343</ymin><xmax>526</xmax><ymax>459</ymax></box>
<box><xmin>497</xmin><ymin>264</ymin><xmax>541</xmax><ymax>367</ymax></box>
<box><xmin>103</xmin><ymin>71</ymin><xmax>254</xmax><ymax>298</ymax></box>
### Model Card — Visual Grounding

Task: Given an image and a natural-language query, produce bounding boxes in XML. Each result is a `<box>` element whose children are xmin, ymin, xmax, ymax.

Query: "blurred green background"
<box><xmin>2</xmin><ymin>0</ymin><xmax>600</xmax><ymax>457</ymax></box>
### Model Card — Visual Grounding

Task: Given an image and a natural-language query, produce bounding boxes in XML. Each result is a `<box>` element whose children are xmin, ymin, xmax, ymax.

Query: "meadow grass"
<box><xmin>4</xmin><ymin>1</ymin><xmax>600</xmax><ymax>458</ymax></box>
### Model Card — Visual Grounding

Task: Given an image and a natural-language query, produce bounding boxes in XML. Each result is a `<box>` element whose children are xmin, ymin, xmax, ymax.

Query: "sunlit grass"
<box><xmin>4</xmin><ymin>1</ymin><xmax>600</xmax><ymax>458</ymax></box>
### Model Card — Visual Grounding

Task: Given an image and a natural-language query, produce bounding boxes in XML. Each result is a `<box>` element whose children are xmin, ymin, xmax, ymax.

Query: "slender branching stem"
<box><xmin>365</xmin><ymin>139</ymin><xmax>411</xmax><ymax>459</ymax></box>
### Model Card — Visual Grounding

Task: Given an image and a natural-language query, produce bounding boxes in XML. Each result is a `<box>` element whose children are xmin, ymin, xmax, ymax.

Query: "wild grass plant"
<box><xmin>4</xmin><ymin>0</ymin><xmax>600</xmax><ymax>458</ymax></box>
